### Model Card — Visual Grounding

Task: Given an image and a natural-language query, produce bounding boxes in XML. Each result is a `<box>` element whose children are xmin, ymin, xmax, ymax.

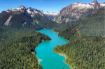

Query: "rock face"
<box><xmin>4</xmin><ymin>15</ymin><xmax>12</xmax><ymax>26</ymax></box>
<box><xmin>55</xmin><ymin>1</ymin><xmax>105</xmax><ymax>26</ymax></box>
<box><xmin>0</xmin><ymin>6</ymin><xmax>55</xmax><ymax>28</ymax></box>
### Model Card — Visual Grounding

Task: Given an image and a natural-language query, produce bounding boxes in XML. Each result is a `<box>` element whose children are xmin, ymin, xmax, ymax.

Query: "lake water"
<box><xmin>35</xmin><ymin>28</ymin><xmax>70</xmax><ymax>69</ymax></box>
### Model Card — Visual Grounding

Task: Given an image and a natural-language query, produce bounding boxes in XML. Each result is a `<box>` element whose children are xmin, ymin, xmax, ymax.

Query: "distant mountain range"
<box><xmin>0</xmin><ymin>0</ymin><xmax>105</xmax><ymax>31</ymax></box>
<box><xmin>0</xmin><ymin>6</ymin><xmax>56</xmax><ymax>29</ymax></box>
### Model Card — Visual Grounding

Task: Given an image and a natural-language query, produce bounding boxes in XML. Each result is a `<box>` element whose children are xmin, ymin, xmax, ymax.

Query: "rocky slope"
<box><xmin>58</xmin><ymin>6</ymin><xmax>105</xmax><ymax>37</ymax></box>
<box><xmin>0</xmin><ymin>6</ymin><xmax>55</xmax><ymax>29</ymax></box>
<box><xmin>55</xmin><ymin>0</ymin><xmax>105</xmax><ymax>37</ymax></box>
<box><xmin>55</xmin><ymin>1</ymin><xmax>105</xmax><ymax>26</ymax></box>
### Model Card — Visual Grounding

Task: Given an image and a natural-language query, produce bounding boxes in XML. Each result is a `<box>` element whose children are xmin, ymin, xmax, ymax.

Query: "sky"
<box><xmin>0</xmin><ymin>0</ymin><xmax>105</xmax><ymax>14</ymax></box>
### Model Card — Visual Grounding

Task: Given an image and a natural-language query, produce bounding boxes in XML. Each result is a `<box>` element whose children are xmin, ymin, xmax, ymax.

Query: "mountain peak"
<box><xmin>16</xmin><ymin>5</ymin><xmax>27</xmax><ymax>11</ymax></box>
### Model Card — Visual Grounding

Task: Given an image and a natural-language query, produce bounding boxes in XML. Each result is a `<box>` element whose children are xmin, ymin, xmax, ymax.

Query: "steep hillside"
<box><xmin>77</xmin><ymin>7</ymin><xmax>105</xmax><ymax>37</ymax></box>
<box><xmin>55</xmin><ymin>1</ymin><xmax>105</xmax><ymax>27</ymax></box>
<box><xmin>55</xmin><ymin>2</ymin><xmax>105</xmax><ymax>69</ymax></box>
<box><xmin>0</xmin><ymin>6</ymin><xmax>56</xmax><ymax>29</ymax></box>
<box><xmin>55</xmin><ymin>9</ymin><xmax>105</xmax><ymax>68</ymax></box>
<box><xmin>0</xmin><ymin>27</ymin><xmax>50</xmax><ymax>69</ymax></box>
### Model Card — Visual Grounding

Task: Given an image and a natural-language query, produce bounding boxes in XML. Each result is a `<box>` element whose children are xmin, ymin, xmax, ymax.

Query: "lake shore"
<box><xmin>56</xmin><ymin>51</ymin><xmax>72</xmax><ymax>69</ymax></box>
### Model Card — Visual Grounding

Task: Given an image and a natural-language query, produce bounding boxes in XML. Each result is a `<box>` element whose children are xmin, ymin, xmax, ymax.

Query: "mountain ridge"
<box><xmin>0</xmin><ymin>5</ymin><xmax>56</xmax><ymax>29</ymax></box>
<box><xmin>55</xmin><ymin>1</ymin><xmax>105</xmax><ymax>24</ymax></box>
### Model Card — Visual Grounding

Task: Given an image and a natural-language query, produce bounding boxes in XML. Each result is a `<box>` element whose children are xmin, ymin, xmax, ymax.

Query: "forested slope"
<box><xmin>0</xmin><ymin>27</ymin><xmax>49</xmax><ymax>69</ymax></box>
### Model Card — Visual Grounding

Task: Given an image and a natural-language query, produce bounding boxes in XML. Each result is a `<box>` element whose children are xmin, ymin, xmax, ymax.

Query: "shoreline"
<box><xmin>55</xmin><ymin>51</ymin><xmax>78</xmax><ymax>69</ymax></box>
<box><xmin>58</xmin><ymin>52</ymin><xmax>72</xmax><ymax>69</ymax></box>
<box><xmin>38</xmin><ymin>58</ymin><xmax>42</xmax><ymax>64</ymax></box>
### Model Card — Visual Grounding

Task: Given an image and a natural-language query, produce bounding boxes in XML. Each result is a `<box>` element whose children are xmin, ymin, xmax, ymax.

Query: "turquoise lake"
<box><xmin>35</xmin><ymin>28</ymin><xmax>70</xmax><ymax>69</ymax></box>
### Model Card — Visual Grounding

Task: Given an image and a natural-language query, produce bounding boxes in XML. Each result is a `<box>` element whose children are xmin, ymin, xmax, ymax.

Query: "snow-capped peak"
<box><xmin>72</xmin><ymin>3</ymin><xmax>94</xmax><ymax>9</ymax></box>
<box><xmin>16</xmin><ymin>5</ymin><xmax>26</xmax><ymax>10</ymax></box>
<box><xmin>27</xmin><ymin>7</ymin><xmax>38</xmax><ymax>14</ymax></box>
<box><xmin>66</xmin><ymin>0</ymin><xmax>105</xmax><ymax>10</ymax></box>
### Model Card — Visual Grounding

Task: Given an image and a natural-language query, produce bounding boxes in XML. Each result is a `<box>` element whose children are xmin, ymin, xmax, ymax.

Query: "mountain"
<box><xmin>0</xmin><ymin>6</ymin><xmax>55</xmax><ymax>29</ymax></box>
<box><xmin>55</xmin><ymin>0</ymin><xmax>105</xmax><ymax>37</ymax></box>
<box><xmin>44</xmin><ymin>12</ymin><xmax>58</xmax><ymax>20</ymax></box>
<box><xmin>55</xmin><ymin>1</ymin><xmax>105</xmax><ymax>26</ymax></box>
<box><xmin>45</xmin><ymin>14</ymin><xmax>56</xmax><ymax>21</ymax></box>
<box><xmin>58</xmin><ymin>5</ymin><xmax>105</xmax><ymax>37</ymax></box>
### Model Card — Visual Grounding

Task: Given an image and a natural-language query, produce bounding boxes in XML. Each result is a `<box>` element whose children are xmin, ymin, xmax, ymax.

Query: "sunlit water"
<box><xmin>35</xmin><ymin>28</ymin><xmax>70</xmax><ymax>69</ymax></box>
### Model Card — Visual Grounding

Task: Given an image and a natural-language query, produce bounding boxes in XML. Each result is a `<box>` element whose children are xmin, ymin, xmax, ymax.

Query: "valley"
<box><xmin>0</xmin><ymin>0</ymin><xmax>105</xmax><ymax>69</ymax></box>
